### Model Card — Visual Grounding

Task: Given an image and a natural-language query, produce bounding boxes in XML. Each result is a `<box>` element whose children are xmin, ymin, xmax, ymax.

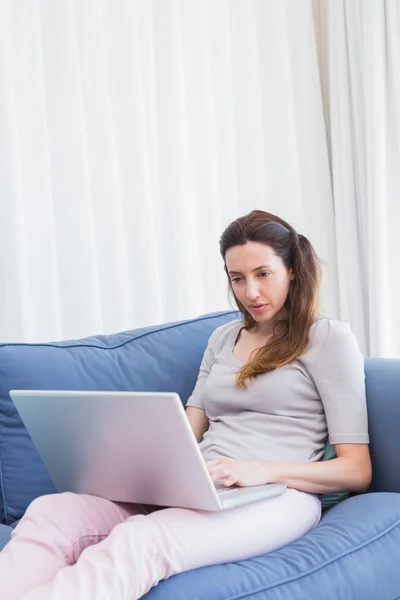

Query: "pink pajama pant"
<box><xmin>0</xmin><ymin>488</ymin><xmax>321</xmax><ymax>600</ymax></box>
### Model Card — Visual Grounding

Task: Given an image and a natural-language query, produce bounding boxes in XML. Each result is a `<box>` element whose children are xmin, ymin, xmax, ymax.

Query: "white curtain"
<box><xmin>314</xmin><ymin>0</ymin><xmax>400</xmax><ymax>357</ymax></box>
<box><xmin>1</xmin><ymin>0</ymin><xmax>338</xmax><ymax>344</ymax></box>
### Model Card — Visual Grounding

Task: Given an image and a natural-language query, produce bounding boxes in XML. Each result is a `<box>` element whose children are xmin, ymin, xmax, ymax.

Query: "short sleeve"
<box><xmin>305</xmin><ymin>320</ymin><xmax>369</xmax><ymax>445</ymax></box>
<box><xmin>185</xmin><ymin>327</ymin><xmax>221</xmax><ymax>409</ymax></box>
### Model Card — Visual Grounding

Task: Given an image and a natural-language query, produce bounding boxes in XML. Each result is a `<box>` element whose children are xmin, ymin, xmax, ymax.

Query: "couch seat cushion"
<box><xmin>142</xmin><ymin>492</ymin><xmax>400</xmax><ymax>600</ymax></box>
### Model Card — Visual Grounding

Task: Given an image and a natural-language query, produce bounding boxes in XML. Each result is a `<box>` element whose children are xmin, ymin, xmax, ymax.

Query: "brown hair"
<box><xmin>219</xmin><ymin>210</ymin><xmax>321</xmax><ymax>389</ymax></box>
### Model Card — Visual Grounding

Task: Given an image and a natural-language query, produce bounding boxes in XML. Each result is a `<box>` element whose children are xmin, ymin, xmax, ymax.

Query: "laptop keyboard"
<box><xmin>215</xmin><ymin>482</ymin><xmax>238</xmax><ymax>494</ymax></box>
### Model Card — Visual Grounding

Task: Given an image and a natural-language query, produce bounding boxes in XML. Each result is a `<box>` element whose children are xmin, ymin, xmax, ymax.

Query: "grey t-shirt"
<box><xmin>186</xmin><ymin>318</ymin><xmax>369</xmax><ymax>463</ymax></box>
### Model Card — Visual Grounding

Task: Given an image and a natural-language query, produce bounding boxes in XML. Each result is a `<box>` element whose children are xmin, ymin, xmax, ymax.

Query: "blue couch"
<box><xmin>1</xmin><ymin>310</ymin><xmax>400</xmax><ymax>599</ymax></box>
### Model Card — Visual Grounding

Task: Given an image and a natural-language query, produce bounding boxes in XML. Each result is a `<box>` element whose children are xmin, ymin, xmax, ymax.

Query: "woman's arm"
<box><xmin>270</xmin><ymin>320</ymin><xmax>371</xmax><ymax>495</ymax></box>
<box><xmin>186</xmin><ymin>406</ymin><xmax>209</xmax><ymax>442</ymax></box>
<box><xmin>206</xmin><ymin>443</ymin><xmax>372</xmax><ymax>493</ymax></box>
<box><xmin>270</xmin><ymin>443</ymin><xmax>372</xmax><ymax>494</ymax></box>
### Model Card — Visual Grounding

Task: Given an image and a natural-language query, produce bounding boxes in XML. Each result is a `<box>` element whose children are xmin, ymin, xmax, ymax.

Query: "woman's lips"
<box><xmin>250</xmin><ymin>304</ymin><xmax>268</xmax><ymax>313</ymax></box>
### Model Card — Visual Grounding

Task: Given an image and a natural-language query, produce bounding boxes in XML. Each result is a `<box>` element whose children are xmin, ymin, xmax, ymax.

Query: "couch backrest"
<box><xmin>0</xmin><ymin>311</ymin><xmax>399</xmax><ymax>524</ymax></box>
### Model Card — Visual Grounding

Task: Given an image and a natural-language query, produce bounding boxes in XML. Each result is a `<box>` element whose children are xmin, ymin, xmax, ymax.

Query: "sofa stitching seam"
<box><xmin>0</xmin><ymin>312</ymin><xmax>237</xmax><ymax>352</ymax></box>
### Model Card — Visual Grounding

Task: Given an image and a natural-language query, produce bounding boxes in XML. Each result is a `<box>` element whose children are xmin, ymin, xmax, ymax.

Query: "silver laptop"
<box><xmin>10</xmin><ymin>390</ymin><xmax>287</xmax><ymax>511</ymax></box>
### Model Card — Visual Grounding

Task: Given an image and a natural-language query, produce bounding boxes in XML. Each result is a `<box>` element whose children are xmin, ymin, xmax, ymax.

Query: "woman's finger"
<box><xmin>207</xmin><ymin>462</ymin><xmax>229</xmax><ymax>475</ymax></box>
<box><xmin>210</xmin><ymin>468</ymin><xmax>234</xmax><ymax>482</ymax></box>
<box><xmin>224</xmin><ymin>474</ymin><xmax>239</xmax><ymax>487</ymax></box>
<box><xmin>210</xmin><ymin>469</ymin><xmax>227</xmax><ymax>482</ymax></box>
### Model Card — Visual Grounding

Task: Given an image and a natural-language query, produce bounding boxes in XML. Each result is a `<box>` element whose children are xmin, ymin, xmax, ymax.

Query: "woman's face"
<box><xmin>225</xmin><ymin>242</ymin><xmax>293</xmax><ymax>331</ymax></box>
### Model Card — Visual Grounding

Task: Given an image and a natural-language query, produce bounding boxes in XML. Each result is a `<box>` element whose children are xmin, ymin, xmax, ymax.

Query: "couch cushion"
<box><xmin>142</xmin><ymin>492</ymin><xmax>400</xmax><ymax>600</ymax></box>
<box><xmin>0</xmin><ymin>311</ymin><xmax>238</xmax><ymax>524</ymax></box>
<box><xmin>0</xmin><ymin>524</ymin><xmax>12</xmax><ymax>551</ymax></box>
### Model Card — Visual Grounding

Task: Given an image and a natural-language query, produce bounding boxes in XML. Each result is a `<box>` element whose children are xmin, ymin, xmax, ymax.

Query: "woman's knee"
<box><xmin>16</xmin><ymin>493</ymin><xmax>99</xmax><ymax>562</ymax></box>
<box><xmin>25</xmin><ymin>492</ymin><xmax>80</xmax><ymax>521</ymax></box>
<box><xmin>19</xmin><ymin>492</ymin><xmax>90</xmax><ymax>540</ymax></box>
<box><xmin>8</xmin><ymin>493</ymin><xmax>103</xmax><ymax>569</ymax></box>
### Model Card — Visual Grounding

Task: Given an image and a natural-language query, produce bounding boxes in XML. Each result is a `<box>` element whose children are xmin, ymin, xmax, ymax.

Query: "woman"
<box><xmin>0</xmin><ymin>210</ymin><xmax>371</xmax><ymax>600</ymax></box>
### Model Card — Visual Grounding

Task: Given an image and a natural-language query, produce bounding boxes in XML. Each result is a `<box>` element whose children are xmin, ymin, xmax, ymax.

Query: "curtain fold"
<box><xmin>315</xmin><ymin>0</ymin><xmax>400</xmax><ymax>357</ymax></box>
<box><xmin>1</xmin><ymin>0</ymin><xmax>340</xmax><ymax>343</ymax></box>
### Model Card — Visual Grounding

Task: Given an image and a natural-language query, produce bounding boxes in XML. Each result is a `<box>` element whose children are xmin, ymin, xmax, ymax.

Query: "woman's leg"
<box><xmin>23</xmin><ymin>489</ymin><xmax>321</xmax><ymax>600</ymax></box>
<box><xmin>0</xmin><ymin>492</ymin><xmax>147</xmax><ymax>600</ymax></box>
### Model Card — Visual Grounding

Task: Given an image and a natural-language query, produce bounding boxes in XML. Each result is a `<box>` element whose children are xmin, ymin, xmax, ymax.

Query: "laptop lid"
<box><xmin>10</xmin><ymin>390</ymin><xmax>223</xmax><ymax>511</ymax></box>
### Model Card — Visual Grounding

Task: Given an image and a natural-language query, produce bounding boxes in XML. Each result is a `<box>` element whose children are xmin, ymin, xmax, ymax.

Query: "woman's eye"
<box><xmin>231</xmin><ymin>273</ymin><xmax>269</xmax><ymax>283</ymax></box>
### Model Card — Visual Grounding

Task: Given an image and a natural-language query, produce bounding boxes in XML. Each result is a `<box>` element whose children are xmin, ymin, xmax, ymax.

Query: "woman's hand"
<box><xmin>206</xmin><ymin>458</ymin><xmax>275</xmax><ymax>487</ymax></box>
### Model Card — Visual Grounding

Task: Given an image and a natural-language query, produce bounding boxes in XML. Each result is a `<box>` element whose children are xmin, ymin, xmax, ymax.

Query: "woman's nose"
<box><xmin>246</xmin><ymin>279</ymin><xmax>260</xmax><ymax>300</ymax></box>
